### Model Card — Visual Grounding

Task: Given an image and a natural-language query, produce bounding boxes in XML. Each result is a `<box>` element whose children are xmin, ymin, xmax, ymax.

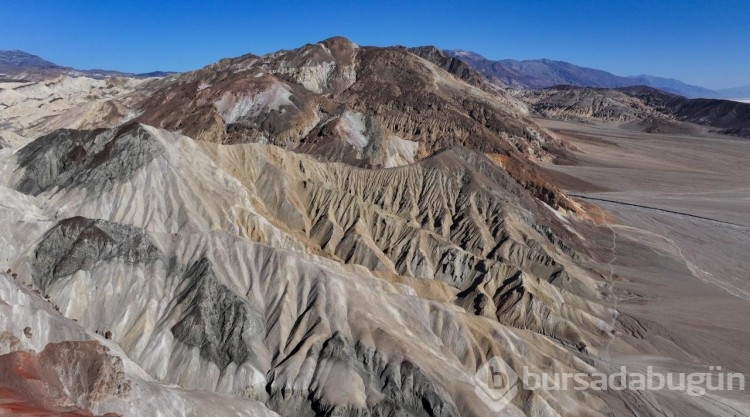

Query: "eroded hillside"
<box><xmin>0</xmin><ymin>37</ymin><xmax>715</xmax><ymax>417</ymax></box>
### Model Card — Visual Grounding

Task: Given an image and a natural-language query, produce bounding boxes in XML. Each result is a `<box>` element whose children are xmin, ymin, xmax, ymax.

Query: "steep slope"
<box><xmin>406</xmin><ymin>46</ymin><xmax>489</xmax><ymax>88</ymax></box>
<box><xmin>0</xmin><ymin>270</ymin><xmax>282</xmax><ymax>417</ymax></box>
<box><xmin>0</xmin><ymin>123</ymin><xmax>616</xmax><ymax>417</ymax></box>
<box><xmin>137</xmin><ymin>38</ymin><xmax>557</xmax><ymax>157</ymax></box>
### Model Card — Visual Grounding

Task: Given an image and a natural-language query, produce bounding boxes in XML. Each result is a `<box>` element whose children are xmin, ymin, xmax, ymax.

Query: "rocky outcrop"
<box><xmin>31</xmin><ymin>216</ymin><xmax>159</xmax><ymax>290</ymax></box>
<box><xmin>14</xmin><ymin>124</ymin><xmax>164</xmax><ymax>195</ymax></box>
<box><xmin>0</xmin><ymin>271</ymin><xmax>283</xmax><ymax>417</ymax></box>
<box><xmin>0</xmin><ymin>341</ymin><xmax>128</xmax><ymax>416</ymax></box>
<box><xmin>170</xmin><ymin>258</ymin><xmax>265</xmax><ymax>369</ymax></box>
<box><xmin>268</xmin><ymin>332</ymin><xmax>459</xmax><ymax>417</ymax></box>
<box><xmin>407</xmin><ymin>46</ymin><xmax>487</xmax><ymax>88</ymax></box>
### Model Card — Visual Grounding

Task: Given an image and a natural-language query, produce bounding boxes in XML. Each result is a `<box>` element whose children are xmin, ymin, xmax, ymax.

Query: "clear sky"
<box><xmin>2</xmin><ymin>0</ymin><xmax>748</xmax><ymax>89</ymax></box>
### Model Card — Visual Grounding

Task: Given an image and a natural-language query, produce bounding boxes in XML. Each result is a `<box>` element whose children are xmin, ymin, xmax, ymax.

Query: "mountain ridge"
<box><xmin>446</xmin><ymin>49</ymin><xmax>742</xmax><ymax>99</ymax></box>
<box><xmin>6</xmin><ymin>47</ymin><xmax>747</xmax><ymax>101</ymax></box>
<box><xmin>0</xmin><ymin>49</ymin><xmax>175</xmax><ymax>80</ymax></box>
<box><xmin>513</xmin><ymin>84</ymin><xmax>750</xmax><ymax>138</ymax></box>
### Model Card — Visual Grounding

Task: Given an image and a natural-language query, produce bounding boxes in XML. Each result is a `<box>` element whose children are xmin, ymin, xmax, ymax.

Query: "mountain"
<box><xmin>619</xmin><ymin>85</ymin><xmax>750</xmax><ymax>137</ymax></box>
<box><xmin>448</xmin><ymin>51</ymin><xmax>636</xmax><ymax>89</ymax></box>
<box><xmin>0</xmin><ymin>36</ymin><xmax>614</xmax><ymax>417</ymax></box>
<box><xmin>0</xmin><ymin>37</ymin><xmax>746</xmax><ymax>417</ymax></box>
<box><xmin>446</xmin><ymin>50</ymin><xmax>730</xmax><ymax>99</ymax></box>
<box><xmin>3</xmin><ymin>120</ymin><xmax>614</xmax><ymax>416</ymax></box>
<box><xmin>135</xmin><ymin>38</ymin><xmax>577</xmax><ymax>209</ymax></box>
<box><xmin>515</xmin><ymin>84</ymin><xmax>750</xmax><ymax>137</ymax></box>
<box><xmin>0</xmin><ymin>49</ymin><xmax>59</xmax><ymax>73</ymax></box>
<box><xmin>716</xmin><ymin>85</ymin><xmax>750</xmax><ymax>101</ymax></box>
<box><xmin>0</xmin><ymin>49</ymin><xmax>175</xmax><ymax>81</ymax></box>
<box><xmin>626</xmin><ymin>74</ymin><xmax>719</xmax><ymax>99</ymax></box>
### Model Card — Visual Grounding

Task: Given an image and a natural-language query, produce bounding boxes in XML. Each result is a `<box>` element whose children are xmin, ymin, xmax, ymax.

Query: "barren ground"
<box><xmin>540</xmin><ymin>118</ymin><xmax>750</xmax><ymax>415</ymax></box>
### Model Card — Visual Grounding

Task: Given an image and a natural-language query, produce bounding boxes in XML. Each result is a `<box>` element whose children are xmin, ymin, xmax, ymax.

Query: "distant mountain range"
<box><xmin>4</xmin><ymin>48</ymin><xmax>748</xmax><ymax>102</ymax></box>
<box><xmin>0</xmin><ymin>50</ymin><xmax>174</xmax><ymax>80</ymax></box>
<box><xmin>446</xmin><ymin>50</ymin><xmax>749</xmax><ymax>100</ymax></box>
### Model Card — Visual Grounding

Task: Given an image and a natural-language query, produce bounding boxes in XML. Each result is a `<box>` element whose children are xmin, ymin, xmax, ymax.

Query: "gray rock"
<box><xmin>15</xmin><ymin>124</ymin><xmax>164</xmax><ymax>195</ymax></box>
<box><xmin>32</xmin><ymin>216</ymin><xmax>160</xmax><ymax>290</ymax></box>
<box><xmin>171</xmin><ymin>257</ymin><xmax>265</xmax><ymax>369</ymax></box>
<box><xmin>268</xmin><ymin>332</ymin><xmax>459</xmax><ymax>417</ymax></box>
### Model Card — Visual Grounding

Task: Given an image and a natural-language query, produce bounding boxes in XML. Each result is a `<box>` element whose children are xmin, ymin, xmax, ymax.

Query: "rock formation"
<box><xmin>0</xmin><ymin>37</ymin><xmax>666</xmax><ymax>417</ymax></box>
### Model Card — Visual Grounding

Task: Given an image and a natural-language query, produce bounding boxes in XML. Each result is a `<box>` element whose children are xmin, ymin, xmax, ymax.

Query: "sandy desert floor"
<box><xmin>540</xmin><ymin>118</ymin><xmax>750</xmax><ymax>416</ymax></box>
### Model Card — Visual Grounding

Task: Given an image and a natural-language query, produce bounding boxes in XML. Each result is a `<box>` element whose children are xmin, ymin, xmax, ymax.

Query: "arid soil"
<box><xmin>541</xmin><ymin>118</ymin><xmax>750</xmax><ymax>415</ymax></box>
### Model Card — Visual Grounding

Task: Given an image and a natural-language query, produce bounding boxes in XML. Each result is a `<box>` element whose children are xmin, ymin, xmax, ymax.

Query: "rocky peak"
<box><xmin>408</xmin><ymin>45</ymin><xmax>487</xmax><ymax>87</ymax></box>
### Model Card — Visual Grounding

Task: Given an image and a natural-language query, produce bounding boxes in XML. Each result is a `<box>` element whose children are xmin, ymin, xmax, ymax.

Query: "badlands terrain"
<box><xmin>513</xmin><ymin>86</ymin><xmax>750</xmax><ymax>139</ymax></box>
<box><xmin>0</xmin><ymin>38</ymin><xmax>748</xmax><ymax>416</ymax></box>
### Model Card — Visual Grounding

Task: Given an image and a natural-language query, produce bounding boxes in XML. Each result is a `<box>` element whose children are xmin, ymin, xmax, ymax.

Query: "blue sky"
<box><xmin>1</xmin><ymin>0</ymin><xmax>748</xmax><ymax>88</ymax></box>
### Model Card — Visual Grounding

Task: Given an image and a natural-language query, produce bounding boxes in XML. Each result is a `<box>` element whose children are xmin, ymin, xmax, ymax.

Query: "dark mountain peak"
<box><xmin>408</xmin><ymin>45</ymin><xmax>445</xmax><ymax>57</ymax></box>
<box><xmin>0</xmin><ymin>50</ymin><xmax>60</xmax><ymax>72</ymax></box>
<box><xmin>317</xmin><ymin>35</ymin><xmax>357</xmax><ymax>65</ymax></box>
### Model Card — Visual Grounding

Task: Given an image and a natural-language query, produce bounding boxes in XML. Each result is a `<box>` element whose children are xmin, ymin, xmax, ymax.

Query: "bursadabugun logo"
<box><xmin>473</xmin><ymin>356</ymin><xmax>519</xmax><ymax>412</ymax></box>
<box><xmin>474</xmin><ymin>356</ymin><xmax>746</xmax><ymax>414</ymax></box>
<box><xmin>518</xmin><ymin>365</ymin><xmax>745</xmax><ymax>397</ymax></box>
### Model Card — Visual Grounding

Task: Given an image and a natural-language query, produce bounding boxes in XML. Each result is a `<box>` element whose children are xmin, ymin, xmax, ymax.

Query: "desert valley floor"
<box><xmin>540</xmin><ymin>118</ymin><xmax>750</xmax><ymax>415</ymax></box>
